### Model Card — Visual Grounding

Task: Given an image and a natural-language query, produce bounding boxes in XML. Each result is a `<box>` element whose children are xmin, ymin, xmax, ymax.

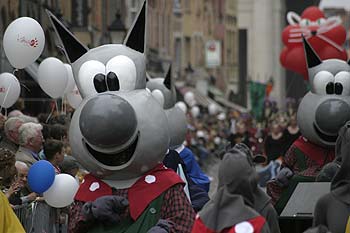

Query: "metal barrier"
<box><xmin>13</xmin><ymin>203</ymin><xmax>32</xmax><ymax>232</ymax></box>
<box><xmin>12</xmin><ymin>201</ymin><xmax>68</xmax><ymax>233</ymax></box>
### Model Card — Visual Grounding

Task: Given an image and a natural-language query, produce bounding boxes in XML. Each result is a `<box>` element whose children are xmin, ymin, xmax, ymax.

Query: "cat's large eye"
<box><xmin>313</xmin><ymin>71</ymin><xmax>335</xmax><ymax>95</ymax></box>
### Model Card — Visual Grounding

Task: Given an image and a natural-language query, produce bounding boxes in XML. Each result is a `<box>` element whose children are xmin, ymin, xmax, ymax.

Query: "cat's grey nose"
<box><xmin>79</xmin><ymin>93</ymin><xmax>137</xmax><ymax>148</ymax></box>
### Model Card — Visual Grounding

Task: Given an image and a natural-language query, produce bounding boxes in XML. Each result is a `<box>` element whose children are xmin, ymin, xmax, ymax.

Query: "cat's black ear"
<box><xmin>123</xmin><ymin>0</ymin><xmax>146</xmax><ymax>53</ymax></box>
<box><xmin>302</xmin><ymin>35</ymin><xmax>322</xmax><ymax>68</ymax></box>
<box><xmin>163</xmin><ymin>66</ymin><xmax>172</xmax><ymax>90</ymax></box>
<box><xmin>47</xmin><ymin>9</ymin><xmax>88</xmax><ymax>63</ymax></box>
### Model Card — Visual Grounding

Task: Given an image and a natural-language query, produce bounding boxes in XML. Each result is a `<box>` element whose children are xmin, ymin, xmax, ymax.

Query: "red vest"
<box><xmin>191</xmin><ymin>216</ymin><xmax>266</xmax><ymax>233</ymax></box>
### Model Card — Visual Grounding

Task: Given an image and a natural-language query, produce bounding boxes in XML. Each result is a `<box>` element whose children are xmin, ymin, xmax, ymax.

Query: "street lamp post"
<box><xmin>108</xmin><ymin>12</ymin><xmax>126</xmax><ymax>44</ymax></box>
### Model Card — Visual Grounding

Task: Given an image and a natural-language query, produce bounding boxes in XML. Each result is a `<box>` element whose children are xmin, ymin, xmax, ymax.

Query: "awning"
<box><xmin>208</xmin><ymin>86</ymin><xmax>225</xmax><ymax>98</ymax></box>
<box><xmin>177</xmin><ymin>86</ymin><xmax>223</xmax><ymax>111</ymax></box>
<box><xmin>215</xmin><ymin>96</ymin><xmax>249</xmax><ymax>113</ymax></box>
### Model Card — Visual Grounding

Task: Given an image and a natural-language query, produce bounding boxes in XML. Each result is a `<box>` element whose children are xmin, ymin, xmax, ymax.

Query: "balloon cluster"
<box><xmin>0</xmin><ymin>17</ymin><xmax>45</xmax><ymax>109</ymax></box>
<box><xmin>28</xmin><ymin>160</ymin><xmax>79</xmax><ymax>208</ymax></box>
<box><xmin>280</xmin><ymin>6</ymin><xmax>347</xmax><ymax>80</ymax></box>
<box><xmin>178</xmin><ymin>91</ymin><xmax>221</xmax><ymax>118</ymax></box>
<box><xmin>1</xmin><ymin>16</ymin><xmax>83</xmax><ymax>110</ymax></box>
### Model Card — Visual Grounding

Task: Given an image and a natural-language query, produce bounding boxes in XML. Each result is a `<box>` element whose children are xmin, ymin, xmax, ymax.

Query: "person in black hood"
<box><xmin>192</xmin><ymin>145</ymin><xmax>270</xmax><ymax>233</ymax></box>
<box><xmin>313</xmin><ymin>121</ymin><xmax>350</xmax><ymax>233</ymax></box>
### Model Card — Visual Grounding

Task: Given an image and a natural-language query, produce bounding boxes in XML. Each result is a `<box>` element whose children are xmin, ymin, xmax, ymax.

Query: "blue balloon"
<box><xmin>28</xmin><ymin>160</ymin><xmax>55</xmax><ymax>193</ymax></box>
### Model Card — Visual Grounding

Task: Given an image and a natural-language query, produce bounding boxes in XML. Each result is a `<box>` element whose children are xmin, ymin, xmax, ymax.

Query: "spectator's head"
<box><xmin>18</xmin><ymin>114</ymin><xmax>38</xmax><ymax>124</ymax></box>
<box><xmin>37</xmin><ymin>113</ymin><xmax>50</xmax><ymax>124</ymax></box>
<box><xmin>8</xmin><ymin>110</ymin><xmax>23</xmax><ymax>118</ymax></box>
<box><xmin>270</xmin><ymin>121</ymin><xmax>282</xmax><ymax>135</ymax></box>
<box><xmin>41</xmin><ymin>124</ymin><xmax>51</xmax><ymax>140</ymax></box>
<box><xmin>4</xmin><ymin>117</ymin><xmax>25</xmax><ymax>144</ymax></box>
<box><xmin>60</xmin><ymin>156</ymin><xmax>79</xmax><ymax>177</ymax></box>
<box><xmin>44</xmin><ymin>139</ymin><xmax>64</xmax><ymax>165</ymax></box>
<box><xmin>0</xmin><ymin>148</ymin><xmax>17</xmax><ymax>187</ymax></box>
<box><xmin>18</xmin><ymin>122</ymin><xmax>44</xmax><ymax>153</ymax></box>
<box><xmin>277</xmin><ymin>114</ymin><xmax>289</xmax><ymax>130</ymax></box>
<box><xmin>236</xmin><ymin>120</ymin><xmax>247</xmax><ymax>134</ymax></box>
<box><xmin>50</xmin><ymin>124</ymin><xmax>68</xmax><ymax>142</ymax></box>
<box><xmin>15</xmin><ymin>161</ymin><xmax>28</xmax><ymax>188</ymax></box>
<box><xmin>49</xmin><ymin>114</ymin><xmax>69</xmax><ymax>126</ymax></box>
<box><xmin>289</xmin><ymin>114</ymin><xmax>298</xmax><ymax>127</ymax></box>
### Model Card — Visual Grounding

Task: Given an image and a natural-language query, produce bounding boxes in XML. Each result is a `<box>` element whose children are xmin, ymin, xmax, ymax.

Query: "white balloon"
<box><xmin>67</xmin><ymin>85</ymin><xmax>83</xmax><ymax>109</ymax></box>
<box><xmin>64</xmin><ymin>64</ymin><xmax>75</xmax><ymax>94</ymax></box>
<box><xmin>184</xmin><ymin>91</ymin><xmax>195</xmax><ymax>104</ymax></box>
<box><xmin>187</xmin><ymin>99</ymin><xmax>197</xmax><ymax>107</ymax></box>
<box><xmin>43</xmin><ymin>174</ymin><xmax>79</xmax><ymax>208</ymax></box>
<box><xmin>3</xmin><ymin>17</ymin><xmax>45</xmax><ymax>69</ymax></box>
<box><xmin>191</xmin><ymin>106</ymin><xmax>200</xmax><ymax>118</ymax></box>
<box><xmin>38</xmin><ymin>57</ymin><xmax>68</xmax><ymax>99</ymax></box>
<box><xmin>175</xmin><ymin>101</ymin><xmax>187</xmax><ymax>113</ymax></box>
<box><xmin>208</xmin><ymin>103</ymin><xmax>218</xmax><ymax>115</ymax></box>
<box><xmin>0</xmin><ymin>73</ymin><xmax>21</xmax><ymax>108</ymax></box>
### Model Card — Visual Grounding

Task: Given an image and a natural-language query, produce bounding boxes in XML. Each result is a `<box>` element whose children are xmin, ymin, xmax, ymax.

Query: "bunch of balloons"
<box><xmin>28</xmin><ymin>160</ymin><xmax>79</xmax><ymax>208</ymax></box>
<box><xmin>280</xmin><ymin>6</ymin><xmax>347</xmax><ymax>80</ymax></box>
<box><xmin>0</xmin><ymin>17</ymin><xmax>45</xmax><ymax>109</ymax></box>
<box><xmin>1</xmin><ymin>16</ymin><xmax>83</xmax><ymax>110</ymax></box>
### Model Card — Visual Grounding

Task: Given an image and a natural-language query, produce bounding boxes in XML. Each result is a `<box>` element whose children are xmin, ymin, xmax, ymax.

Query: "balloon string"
<box><xmin>55</xmin><ymin>100</ymin><xmax>59</xmax><ymax>115</ymax></box>
<box><xmin>61</xmin><ymin>97</ymin><xmax>64</xmax><ymax>113</ymax></box>
<box><xmin>64</xmin><ymin>96</ymin><xmax>67</xmax><ymax>115</ymax></box>
<box><xmin>46</xmin><ymin>108</ymin><xmax>53</xmax><ymax>124</ymax></box>
<box><xmin>0</xmin><ymin>82</ymin><xmax>12</xmax><ymax>114</ymax></box>
<box><xmin>19</xmin><ymin>82</ymin><xmax>30</xmax><ymax>92</ymax></box>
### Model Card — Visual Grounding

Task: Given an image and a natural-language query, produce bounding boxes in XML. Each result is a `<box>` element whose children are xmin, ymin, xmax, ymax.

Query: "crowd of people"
<box><xmin>0</xmin><ymin>107</ymin><xmax>84</xmax><ymax>233</ymax></box>
<box><xmin>184</xmin><ymin>98</ymin><xmax>301</xmax><ymax>186</ymax></box>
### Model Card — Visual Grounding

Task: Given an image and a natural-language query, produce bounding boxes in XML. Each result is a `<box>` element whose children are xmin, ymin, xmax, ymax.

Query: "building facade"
<box><xmin>238</xmin><ymin>0</ymin><xmax>286</xmax><ymax>108</ymax></box>
<box><xmin>0</xmin><ymin>0</ymin><xmax>241</xmax><ymax>114</ymax></box>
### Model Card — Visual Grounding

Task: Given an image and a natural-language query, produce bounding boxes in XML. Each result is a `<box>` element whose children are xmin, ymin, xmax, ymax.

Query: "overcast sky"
<box><xmin>319</xmin><ymin>0</ymin><xmax>350</xmax><ymax>11</ymax></box>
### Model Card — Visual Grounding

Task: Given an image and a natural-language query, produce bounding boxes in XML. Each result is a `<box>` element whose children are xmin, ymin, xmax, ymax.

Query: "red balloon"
<box><xmin>280</xmin><ymin>6</ymin><xmax>347</xmax><ymax>80</ymax></box>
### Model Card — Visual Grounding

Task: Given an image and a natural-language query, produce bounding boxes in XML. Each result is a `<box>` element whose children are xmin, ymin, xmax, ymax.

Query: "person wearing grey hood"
<box><xmin>191</xmin><ymin>146</ymin><xmax>270</xmax><ymax>233</ymax></box>
<box><xmin>232</xmin><ymin>143</ymin><xmax>280</xmax><ymax>233</ymax></box>
<box><xmin>313</xmin><ymin>121</ymin><xmax>350</xmax><ymax>233</ymax></box>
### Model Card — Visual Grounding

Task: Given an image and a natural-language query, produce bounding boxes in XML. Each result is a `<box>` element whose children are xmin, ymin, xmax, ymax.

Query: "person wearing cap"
<box><xmin>191</xmin><ymin>146</ymin><xmax>270</xmax><ymax>233</ymax></box>
<box><xmin>0</xmin><ymin>148</ymin><xmax>26</xmax><ymax>233</ymax></box>
<box><xmin>60</xmin><ymin>156</ymin><xmax>80</xmax><ymax>179</ymax></box>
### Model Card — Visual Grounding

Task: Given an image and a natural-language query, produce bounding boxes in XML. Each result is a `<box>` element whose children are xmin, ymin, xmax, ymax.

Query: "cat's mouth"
<box><xmin>82</xmin><ymin>132</ymin><xmax>139</xmax><ymax>166</ymax></box>
<box><xmin>313</xmin><ymin>124</ymin><xmax>338</xmax><ymax>143</ymax></box>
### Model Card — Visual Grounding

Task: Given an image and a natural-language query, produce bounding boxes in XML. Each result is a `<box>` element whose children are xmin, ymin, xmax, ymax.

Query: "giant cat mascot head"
<box><xmin>48</xmin><ymin>1</ymin><xmax>171</xmax><ymax>186</ymax></box>
<box><xmin>146</xmin><ymin>67</ymin><xmax>187</xmax><ymax>149</ymax></box>
<box><xmin>298</xmin><ymin>37</ymin><xmax>350</xmax><ymax>147</ymax></box>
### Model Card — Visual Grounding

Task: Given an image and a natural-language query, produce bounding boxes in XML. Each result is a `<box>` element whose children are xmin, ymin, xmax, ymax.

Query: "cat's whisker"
<box><xmin>316</xmin><ymin>35</ymin><xmax>343</xmax><ymax>51</ymax></box>
<box><xmin>290</xmin><ymin>28</ymin><xmax>309</xmax><ymax>33</ymax></box>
